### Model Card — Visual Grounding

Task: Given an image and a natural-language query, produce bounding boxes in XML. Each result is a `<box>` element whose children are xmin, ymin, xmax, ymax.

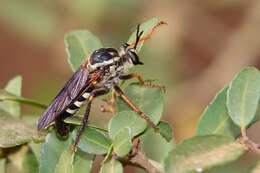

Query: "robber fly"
<box><xmin>37</xmin><ymin>21</ymin><xmax>166</xmax><ymax>151</ymax></box>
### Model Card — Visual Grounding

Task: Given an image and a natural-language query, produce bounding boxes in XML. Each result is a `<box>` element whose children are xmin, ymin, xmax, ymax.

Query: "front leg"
<box><xmin>72</xmin><ymin>87</ymin><xmax>109</xmax><ymax>151</ymax></box>
<box><xmin>119</xmin><ymin>73</ymin><xmax>165</xmax><ymax>92</ymax></box>
<box><xmin>114</xmin><ymin>85</ymin><xmax>158</xmax><ymax>131</ymax></box>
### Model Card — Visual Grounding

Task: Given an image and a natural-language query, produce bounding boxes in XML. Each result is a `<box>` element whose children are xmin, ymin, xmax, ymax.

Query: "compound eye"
<box><xmin>128</xmin><ymin>51</ymin><xmax>142</xmax><ymax>65</ymax></box>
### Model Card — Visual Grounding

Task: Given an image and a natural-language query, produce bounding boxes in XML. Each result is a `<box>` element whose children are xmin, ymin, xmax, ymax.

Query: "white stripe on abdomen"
<box><xmin>82</xmin><ymin>92</ymin><xmax>90</xmax><ymax>99</ymax></box>
<box><xmin>74</xmin><ymin>100</ymin><xmax>84</xmax><ymax>107</ymax></box>
<box><xmin>66</xmin><ymin>108</ymin><xmax>77</xmax><ymax>114</ymax></box>
<box><xmin>65</xmin><ymin>92</ymin><xmax>91</xmax><ymax>115</ymax></box>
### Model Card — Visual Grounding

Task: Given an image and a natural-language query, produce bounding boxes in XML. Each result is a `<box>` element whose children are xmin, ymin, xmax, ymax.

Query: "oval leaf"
<box><xmin>65</xmin><ymin>30</ymin><xmax>103</xmax><ymax>71</ymax></box>
<box><xmin>73</xmin><ymin>149</ymin><xmax>94</xmax><ymax>173</ymax></box>
<box><xmin>2</xmin><ymin>75</ymin><xmax>22</xmax><ymax>117</ymax></box>
<box><xmin>0</xmin><ymin>109</ymin><xmax>45</xmax><ymax>148</ymax></box>
<box><xmin>127</xmin><ymin>17</ymin><xmax>160</xmax><ymax>52</ymax></box>
<box><xmin>227</xmin><ymin>67</ymin><xmax>260</xmax><ymax>127</ymax></box>
<box><xmin>157</xmin><ymin>121</ymin><xmax>173</xmax><ymax>142</ymax></box>
<box><xmin>108</xmin><ymin>111</ymin><xmax>146</xmax><ymax>140</ymax></box>
<box><xmin>40</xmin><ymin>131</ymin><xmax>72</xmax><ymax>173</ymax></box>
<box><xmin>113</xmin><ymin>128</ymin><xmax>132</xmax><ymax>158</ymax></box>
<box><xmin>72</xmin><ymin>127</ymin><xmax>111</xmax><ymax>155</ymax></box>
<box><xmin>196</xmin><ymin>87</ymin><xmax>241</xmax><ymax>139</ymax></box>
<box><xmin>116</xmin><ymin>80</ymin><xmax>164</xmax><ymax>125</ymax></box>
<box><xmin>141</xmin><ymin>127</ymin><xmax>174</xmax><ymax>163</ymax></box>
<box><xmin>100</xmin><ymin>159</ymin><xmax>123</xmax><ymax>173</ymax></box>
<box><xmin>163</xmin><ymin>135</ymin><xmax>244</xmax><ymax>173</ymax></box>
<box><xmin>54</xmin><ymin>148</ymin><xmax>73</xmax><ymax>173</ymax></box>
<box><xmin>55</xmin><ymin>146</ymin><xmax>94</xmax><ymax>173</ymax></box>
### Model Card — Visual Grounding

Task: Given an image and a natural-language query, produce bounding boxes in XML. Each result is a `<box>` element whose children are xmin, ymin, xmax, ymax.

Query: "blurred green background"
<box><xmin>1</xmin><ymin>0</ymin><xmax>260</xmax><ymax>172</ymax></box>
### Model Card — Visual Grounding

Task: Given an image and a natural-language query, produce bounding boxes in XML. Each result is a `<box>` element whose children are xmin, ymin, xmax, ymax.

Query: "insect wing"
<box><xmin>37</xmin><ymin>67</ymin><xmax>90</xmax><ymax>129</ymax></box>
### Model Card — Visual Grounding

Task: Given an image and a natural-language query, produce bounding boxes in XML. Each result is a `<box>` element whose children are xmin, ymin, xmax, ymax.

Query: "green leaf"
<box><xmin>54</xmin><ymin>148</ymin><xmax>73</xmax><ymax>173</ymax></box>
<box><xmin>0</xmin><ymin>89</ymin><xmax>47</xmax><ymax>109</ymax></box>
<box><xmin>141</xmin><ymin>127</ymin><xmax>174</xmax><ymax>163</ymax></box>
<box><xmin>55</xmin><ymin>146</ymin><xmax>94</xmax><ymax>173</ymax></box>
<box><xmin>157</xmin><ymin>121</ymin><xmax>173</xmax><ymax>142</ymax></box>
<box><xmin>65</xmin><ymin>30</ymin><xmax>103</xmax><ymax>71</ymax></box>
<box><xmin>127</xmin><ymin>17</ymin><xmax>160</xmax><ymax>52</ymax></box>
<box><xmin>116</xmin><ymin>80</ymin><xmax>164</xmax><ymax>125</ymax></box>
<box><xmin>41</xmin><ymin>131</ymin><xmax>94</xmax><ymax>173</ymax></box>
<box><xmin>72</xmin><ymin>127</ymin><xmax>111</xmax><ymax>155</ymax></box>
<box><xmin>2</xmin><ymin>75</ymin><xmax>22</xmax><ymax>117</ymax></box>
<box><xmin>29</xmin><ymin>142</ymin><xmax>42</xmax><ymax>162</ymax></box>
<box><xmin>100</xmin><ymin>159</ymin><xmax>123</xmax><ymax>173</ymax></box>
<box><xmin>108</xmin><ymin>111</ymin><xmax>146</xmax><ymax>140</ymax></box>
<box><xmin>22</xmin><ymin>147</ymin><xmax>39</xmax><ymax>173</ymax></box>
<box><xmin>0</xmin><ymin>159</ymin><xmax>5</xmax><ymax>173</ymax></box>
<box><xmin>73</xmin><ymin>149</ymin><xmax>94</xmax><ymax>173</ymax></box>
<box><xmin>0</xmin><ymin>109</ymin><xmax>45</xmax><ymax>148</ymax></box>
<box><xmin>5</xmin><ymin>76</ymin><xmax>22</xmax><ymax>96</ymax></box>
<box><xmin>40</xmin><ymin>131</ymin><xmax>72</xmax><ymax>173</ymax></box>
<box><xmin>163</xmin><ymin>135</ymin><xmax>244</xmax><ymax>173</ymax></box>
<box><xmin>113</xmin><ymin>128</ymin><xmax>132</xmax><ymax>158</ymax></box>
<box><xmin>196</xmin><ymin>87</ymin><xmax>241</xmax><ymax>139</ymax></box>
<box><xmin>227</xmin><ymin>67</ymin><xmax>260</xmax><ymax>128</ymax></box>
<box><xmin>247</xmin><ymin>161</ymin><xmax>260</xmax><ymax>173</ymax></box>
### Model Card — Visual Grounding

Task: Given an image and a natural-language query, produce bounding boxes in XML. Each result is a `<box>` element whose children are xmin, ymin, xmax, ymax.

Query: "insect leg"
<box><xmin>119</xmin><ymin>73</ymin><xmax>165</xmax><ymax>92</ymax></box>
<box><xmin>114</xmin><ymin>85</ymin><xmax>158</xmax><ymax>130</ymax></box>
<box><xmin>72</xmin><ymin>87</ymin><xmax>110</xmax><ymax>151</ymax></box>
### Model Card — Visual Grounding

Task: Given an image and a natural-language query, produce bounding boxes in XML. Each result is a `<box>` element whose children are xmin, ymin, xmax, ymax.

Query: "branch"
<box><xmin>237</xmin><ymin>135</ymin><xmax>260</xmax><ymax>154</ymax></box>
<box><xmin>116</xmin><ymin>138</ymin><xmax>163</xmax><ymax>173</ymax></box>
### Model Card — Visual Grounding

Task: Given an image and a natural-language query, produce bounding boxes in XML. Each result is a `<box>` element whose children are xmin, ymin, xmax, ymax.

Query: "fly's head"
<box><xmin>119</xmin><ymin>24</ymin><xmax>144</xmax><ymax>71</ymax></box>
<box><xmin>87</xmin><ymin>24</ymin><xmax>145</xmax><ymax>73</ymax></box>
<box><xmin>120</xmin><ymin>43</ymin><xmax>143</xmax><ymax>65</ymax></box>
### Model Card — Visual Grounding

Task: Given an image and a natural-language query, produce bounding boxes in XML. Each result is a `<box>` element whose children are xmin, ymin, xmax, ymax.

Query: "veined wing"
<box><xmin>37</xmin><ymin>66</ymin><xmax>95</xmax><ymax>129</ymax></box>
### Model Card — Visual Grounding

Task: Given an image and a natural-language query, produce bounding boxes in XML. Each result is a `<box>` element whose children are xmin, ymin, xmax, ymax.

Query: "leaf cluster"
<box><xmin>167</xmin><ymin>66</ymin><xmax>260</xmax><ymax>173</ymax></box>
<box><xmin>0</xmin><ymin>17</ymin><xmax>260</xmax><ymax>173</ymax></box>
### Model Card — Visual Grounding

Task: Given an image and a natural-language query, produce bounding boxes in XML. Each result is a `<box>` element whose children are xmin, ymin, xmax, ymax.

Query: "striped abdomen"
<box><xmin>65</xmin><ymin>92</ymin><xmax>90</xmax><ymax>115</ymax></box>
<box><xmin>55</xmin><ymin>91</ymin><xmax>91</xmax><ymax>137</ymax></box>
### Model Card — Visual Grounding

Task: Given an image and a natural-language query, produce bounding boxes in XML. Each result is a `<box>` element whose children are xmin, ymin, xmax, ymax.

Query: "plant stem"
<box><xmin>1</xmin><ymin>97</ymin><xmax>47</xmax><ymax>109</ymax></box>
